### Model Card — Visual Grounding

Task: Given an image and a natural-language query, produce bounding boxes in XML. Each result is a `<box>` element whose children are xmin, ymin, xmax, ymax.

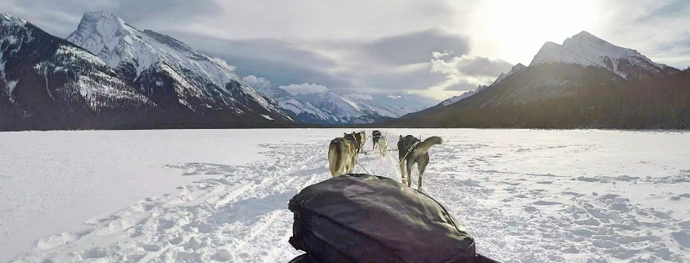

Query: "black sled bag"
<box><xmin>288</xmin><ymin>174</ymin><xmax>489</xmax><ymax>263</ymax></box>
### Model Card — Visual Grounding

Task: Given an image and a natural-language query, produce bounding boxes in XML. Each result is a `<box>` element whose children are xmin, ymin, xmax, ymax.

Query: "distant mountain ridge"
<box><xmin>392</xmin><ymin>31</ymin><xmax>689</xmax><ymax>129</ymax></box>
<box><xmin>256</xmin><ymin>86</ymin><xmax>437</xmax><ymax>124</ymax></box>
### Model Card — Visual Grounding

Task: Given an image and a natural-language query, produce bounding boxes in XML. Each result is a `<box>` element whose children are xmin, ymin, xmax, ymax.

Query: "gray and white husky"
<box><xmin>377</xmin><ymin>135</ymin><xmax>388</xmax><ymax>157</ymax></box>
<box><xmin>328</xmin><ymin>131</ymin><xmax>365</xmax><ymax>177</ymax></box>
<box><xmin>397</xmin><ymin>135</ymin><xmax>443</xmax><ymax>189</ymax></box>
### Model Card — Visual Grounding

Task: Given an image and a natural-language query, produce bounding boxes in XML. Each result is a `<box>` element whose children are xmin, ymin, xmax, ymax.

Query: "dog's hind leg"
<box><xmin>406</xmin><ymin>160</ymin><xmax>415</xmax><ymax>187</ymax></box>
<box><xmin>347</xmin><ymin>154</ymin><xmax>356</xmax><ymax>174</ymax></box>
<box><xmin>417</xmin><ymin>155</ymin><xmax>429</xmax><ymax>190</ymax></box>
<box><xmin>383</xmin><ymin>141</ymin><xmax>388</xmax><ymax>157</ymax></box>
<box><xmin>399</xmin><ymin>160</ymin><xmax>406</xmax><ymax>185</ymax></box>
<box><xmin>328</xmin><ymin>143</ymin><xmax>339</xmax><ymax>177</ymax></box>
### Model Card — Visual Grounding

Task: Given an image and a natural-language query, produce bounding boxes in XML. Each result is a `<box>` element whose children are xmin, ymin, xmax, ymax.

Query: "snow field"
<box><xmin>4</xmin><ymin>129</ymin><xmax>690</xmax><ymax>262</ymax></box>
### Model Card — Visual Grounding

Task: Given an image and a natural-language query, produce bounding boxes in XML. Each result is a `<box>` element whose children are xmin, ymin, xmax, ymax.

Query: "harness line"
<box><xmin>353</xmin><ymin>138</ymin><xmax>420</xmax><ymax>179</ymax></box>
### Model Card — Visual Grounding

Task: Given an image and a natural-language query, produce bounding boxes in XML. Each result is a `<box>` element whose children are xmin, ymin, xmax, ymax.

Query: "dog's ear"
<box><xmin>399</xmin><ymin>135</ymin><xmax>403</xmax><ymax>140</ymax></box>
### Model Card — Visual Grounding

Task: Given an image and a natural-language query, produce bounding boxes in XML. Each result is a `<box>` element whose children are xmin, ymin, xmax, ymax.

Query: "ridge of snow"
<box><xmin>0</xmin><ymin>13</ymin><xmax>27</xmax><ymax>27</ymax></box>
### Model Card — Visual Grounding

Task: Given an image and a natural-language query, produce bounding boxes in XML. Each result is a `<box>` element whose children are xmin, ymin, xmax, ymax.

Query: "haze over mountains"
<box><xmin>1</xmin><ymin>11</ymin><xmax>688</xmax><ymax>130</ymax></box>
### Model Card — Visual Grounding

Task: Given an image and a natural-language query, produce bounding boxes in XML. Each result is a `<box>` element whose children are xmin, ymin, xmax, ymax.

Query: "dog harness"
<box><xmin>399</xmin><ymin>141</ymin><xmax>420</xmax><ymax>165</ymax></box>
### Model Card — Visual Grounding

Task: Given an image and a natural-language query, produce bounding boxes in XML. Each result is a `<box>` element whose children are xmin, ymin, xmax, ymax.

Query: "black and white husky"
<box><xmin>397</xmin><ymin>135</ymin><xmax>443</xmax><ymax>189</ymax></box>
<box><xmin>372</xmin><ymin>130</ymin><xmax>388</xmax><ymax>156</ymax></box>
<box><xmin>372</xmin><ymin>130</ymin><xmax>382</xmax><ymax>150</ymax></box>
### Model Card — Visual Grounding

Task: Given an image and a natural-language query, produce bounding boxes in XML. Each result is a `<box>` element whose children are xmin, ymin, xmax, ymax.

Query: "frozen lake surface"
<box><xmin>2</xmin><ymin>129</ymin><xmax>689</xmax><ymax>262</ymax></box>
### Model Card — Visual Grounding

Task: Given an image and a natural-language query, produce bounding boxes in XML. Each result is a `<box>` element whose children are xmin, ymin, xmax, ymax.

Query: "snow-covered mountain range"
<box><xmin>1</xmin><ymin>12</ymin><xmax>295</xmax><ymax>130</ymax></box>
<box><xmin>66</xmin><ymin>12</ymin><xmax>290</xmax><ymax>124</ymax></box>
<box><xmin>432</xmin><ymin>31</ymin><xmax>680</xmax><ymax>110</ymax></box>
<box><xmin>394</xmin><ymin>31</ymin><xmax>687</xmax><ymax>129</ymax></box>
<box><xmin>256</xmin><ymin>85</ymin><xmax>436</xmax><ymax>124</ymax></box>
<box><xmin>254</xmin><ymin>86</ymin><xmax>340</xmax><ymax>124</ymax></box>
<box><xmin>4</xmin><ymin>13</ymin><xmax>681</xmax><ymax>130</ymax></box>
<box><xmin>1</xmin><ymin>11</ymin><xmax>437</xmax><ymax>128</ymax></box>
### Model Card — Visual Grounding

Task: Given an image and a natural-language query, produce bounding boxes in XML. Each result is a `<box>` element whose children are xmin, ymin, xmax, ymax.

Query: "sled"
<box><xmin>287</xmin><ymin>174</ymin><xmax>499</xmax><ymax>263</ymax></box>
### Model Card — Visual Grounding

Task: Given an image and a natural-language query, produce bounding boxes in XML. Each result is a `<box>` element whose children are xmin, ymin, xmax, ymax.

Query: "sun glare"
<box><xmin>470</xmin><ymin>0</ymin><xmax>598</xmax><ymax>65</ymax></box>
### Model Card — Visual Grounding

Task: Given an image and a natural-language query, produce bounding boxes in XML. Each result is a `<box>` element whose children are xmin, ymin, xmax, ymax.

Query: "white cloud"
<box><xmin>278</xmin><ymin>83</ymin><xmax>329</xmax><ymax>95</ymax></box>
<box><xmin>345</xmin><ymin>94</ymin><xmax>373</xmax><ymax>101</ymax></box>
<box><xmin>242</xmin><ymin>75</ymin><xmax>271</xmax><ymax>89</ymax></box>
<box><xmin>430</xmin><ymin>54</ymin><xmax>512</xmax><ymax>91</ymax></box>
<box><xmin>432</xmin><ymin>50</ymin><xmax>454</xmax><ymax>60</ymax></box>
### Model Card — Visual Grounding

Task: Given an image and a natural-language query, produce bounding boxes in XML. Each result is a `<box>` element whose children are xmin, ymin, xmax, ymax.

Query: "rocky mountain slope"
<box><xmin>1</xmin><ymin>12</ymin><xmax>294</xmax><ymax>130</ymax></box>
<box><xmin>0</xmin><ymin>13</ymin><xmax>155</xmax><ymax>130</ymax></box>
<box><xmin>66</xmin><ymin>12</ymin><xmax>291</xmax><ymax>127</ymax></box>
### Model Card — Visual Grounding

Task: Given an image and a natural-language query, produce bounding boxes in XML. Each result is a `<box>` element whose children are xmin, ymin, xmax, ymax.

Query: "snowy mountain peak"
<box><xmin>67</xmin><ymin>11</ymin><xmax>288</xmax><ymax>120</ymax></box>
<box><xmin>67</xmin><ymin>11</ymin><xmax>211</xmax><ymax>79</ymax></box>
<box><xmin>0</xmin><ymin>13</ymin><xmax>27</xmax><ymax>27</ymax></box>
<box><xmin>69</xmin><ymin>12</ymin><xmax>157</xmax><ymax>71</ymax></box>
<box><xmin>81</xmin><ymin>11</ymin><xmax>124</xmax><ymax>26</ymax></box>
<box><xmin>568</xmin><ymin>30</ymin><xmax>601</xmax><ymax>43</ymax></box>
<box><xmin>530</xmin><ymin>31</ymin><xmax>677</xmax><ymax>79</ymax></box>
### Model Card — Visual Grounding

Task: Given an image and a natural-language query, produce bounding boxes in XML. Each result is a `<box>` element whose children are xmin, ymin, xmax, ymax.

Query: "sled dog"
<box><xmin>328</xmin><ymin>137</ymin><xmax>357</xmax><ymax>177</ymax></box>
<box><xmin>344</xmin><ymin>131</ymin><xmax>366</xmax><ymax>153</ymax></box>
<box><xmin>397</xmin><ymin>135</ymin><xmax>443</xmax><ymax>189</ymax></box>
<box><xmin>377</xmin><ymin>135</ymin><xmax>388</xmax><ymax>157</ymax></box>
<box><xmin>372</xmin><ymin>130</ymin><xmax>382</xmax><ymax>150</ymax></box>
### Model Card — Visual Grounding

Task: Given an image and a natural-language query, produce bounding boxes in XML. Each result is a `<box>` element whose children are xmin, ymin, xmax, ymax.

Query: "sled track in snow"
<box><xmin>12</xmin><ymin>131</ymin><xmax>690</xmax><ymax>262</ymax></box>
<box><xmin>12</xmin><ymin>141</ymin><xmax>329</xmax><ymax>263</ymax></box>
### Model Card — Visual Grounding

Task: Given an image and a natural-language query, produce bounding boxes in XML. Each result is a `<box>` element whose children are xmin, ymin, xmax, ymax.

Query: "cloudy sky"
<box><xmin>4</xmin><ymin>0</ymin><xmax>690</xmax><ymax>100</ymax></box>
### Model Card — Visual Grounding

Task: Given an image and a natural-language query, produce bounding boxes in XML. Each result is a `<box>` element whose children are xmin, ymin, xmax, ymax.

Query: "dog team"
<box><xmin>328</xmin><ymin>130</ymin><xmax>443</xmax><ymax>189</ymax></box>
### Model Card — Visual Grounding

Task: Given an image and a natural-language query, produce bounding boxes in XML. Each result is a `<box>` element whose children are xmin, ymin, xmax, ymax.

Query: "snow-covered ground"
<box><xmin>2</xmin><ymin>129</ymin><xmax>690</xmax><ymax>262</ymax></box>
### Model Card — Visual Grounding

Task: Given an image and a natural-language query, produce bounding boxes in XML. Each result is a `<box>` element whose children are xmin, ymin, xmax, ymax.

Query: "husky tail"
<box><xmin>413</xmin><ymin>136</ymin><xmax>443</xmax><ymax>157</ymax></box>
